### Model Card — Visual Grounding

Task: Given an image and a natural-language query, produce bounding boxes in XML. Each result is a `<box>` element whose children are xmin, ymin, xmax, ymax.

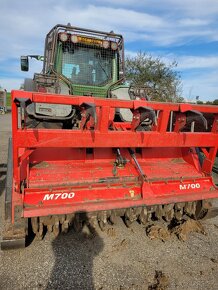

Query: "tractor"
<box><xmin>1</xmin><ymin>24</ymin><xmax>218</xmax><ymax>249</ymax></box>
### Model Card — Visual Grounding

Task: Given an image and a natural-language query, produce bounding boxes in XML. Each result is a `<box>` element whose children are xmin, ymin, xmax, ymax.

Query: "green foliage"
<box><xmin>125</xmin><ymin>52</ymin><xmax>183</xmax><ymax>102</ymax></box>
<box><xmin>204</xmin><ymin>99</ymin><xmax>218</xmax><ymax>105</ymax></box>
<box><xmin>6</xmin><ymin>92</ymin><xmax>11</xmax><ymax>107</ymax></box>
<box><xmin>213</xmin><ymin>99</ymin><xmax>218</xmax><ymax>105</ymax></box>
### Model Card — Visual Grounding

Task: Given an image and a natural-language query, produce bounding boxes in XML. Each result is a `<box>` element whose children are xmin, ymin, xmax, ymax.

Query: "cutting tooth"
<box><xmin>87</xmin><ymin>215</ymin><xmax>98</xmax><ymax>230</ymax></box>
<box><xmin>35</xmin><ymin>218</ymin><xmax>44</xmax><ymax>240</ymax></box>
<box><xmin>147</xmin><ymin>207</ymin><xmax>153</xmax><ymax>222</ymax></box>
<box><xmin>28</xmin><ymin>200</ymin><xmax>210</xmax><ymax>241</ymax></box>
<box><xmin>53</xmin><ymin>224</ymin><xmax>60</xmax><ymax>237</ymax></box>
<box><xmin>138</xmin><ymin>207</ymin><xmax>148</xmax><ymax>225</ymax></box>
<box><xmin>53</xmin><ymin>216</ymin><xmax>60</xmax><ymax>237</ymax></box>
<box><xmin>191</xmin><ymin>202</ymin><xmax>197</xmax><ymax>215</ymax></box>
<box><xmin>47</xmin><ymin>224</ymin><xmax>53</xmax><ymax>233</ymax></box>
<box><xmin>98</xmin><ymin>211</ymin><xmax>108</xmax><ymax>231</ymax></box>
<box><xmin>109</xmin><ymin>210</ymin><xmax>117</xmax><ymax>225</ymax></box>
<box><xmin>124</xmin><ymin>208</ymin><xmax>138</xmax><ymax>227</ymax></box>
<box><xmin>175</xmin><ymin>203</ymin><xmax>185</xmax><ymax>221</ymax></box>
<box><xmin>98</xmin><ymin>220</ymin><xmax>107</xmax><ymax>231</ymax></box>
<box><xmin>155</xmin><ymin>205</ymin><xmax>164</xmax><ymax>220</ymax></box>
<box><xmin>61</xmin><ymin>221</ymin><xmax>69</xmax><ymax>234</ymax></box>
<box><xmin>124</xmin><ymin>216</ymin><xmax>133</xmax><ymax>227</ymax></box>
<box><xmin>31</xmin><ymin>217</ymin><xmax>39</xmax><ymax>235</ymax></box>
<box><xmin>163</xmin><ymin>204</ymin><xmax>175</xmax><ymax>222</ymax></box>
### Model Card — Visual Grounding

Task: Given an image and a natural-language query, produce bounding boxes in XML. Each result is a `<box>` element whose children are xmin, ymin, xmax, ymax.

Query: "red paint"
<box><xmin>10</xmin><ymin>90</ymin><xmax>218</xmax><ymax>221</ymax></box>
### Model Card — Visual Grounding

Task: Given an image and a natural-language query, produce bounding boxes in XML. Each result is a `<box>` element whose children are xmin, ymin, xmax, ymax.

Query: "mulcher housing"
<box><xmin>3</xmin><ymin>90</ymin><xmax>217</xmax><ymax>242</ymax></box>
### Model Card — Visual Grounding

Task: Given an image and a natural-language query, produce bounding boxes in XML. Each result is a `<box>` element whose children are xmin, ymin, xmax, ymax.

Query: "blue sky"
<box><xmin>0</xmin><ymin>0</ymin><xmax>218</xmax><ymax>101</ymax></box>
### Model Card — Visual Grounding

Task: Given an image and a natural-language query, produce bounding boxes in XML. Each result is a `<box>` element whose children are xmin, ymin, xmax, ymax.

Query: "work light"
<box><xmin>59</xmin><ymin>33</ymin><xmax>68</xmax><ymax>42</ymax></box>
<box><xmin>71</xmin><ymin>35</ymin><xmax>78</xmax><ymax>43</ymax></box>
<box><xmin>111</xmin><ymin>42</ymin><xmax>118</xmax><ymax>50</ymax></box>
<box><xmin>102</xmin><ymin>40</ymin><xmax>110</xmax><ymax>49</ymax></box>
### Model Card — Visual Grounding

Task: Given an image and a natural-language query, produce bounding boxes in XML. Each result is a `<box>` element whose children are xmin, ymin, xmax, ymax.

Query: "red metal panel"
<box><xmin>13</xmin><ymin>130</ymin><xmax>218</xmax><ymax>148</ymax></box>
<box><xmin>23</xmin><ymin>177</ymin><xmax>217</xmax><ymax>218</ymax></box>
<box><xmin>12</xmin><ymin>90</ymin><xmax>218</xmax><ymax>112</ymax></box>
<box><xmin>10</xmin><ymin>90</ymin><xmax>218</xmax><ymax>220</ymax></box>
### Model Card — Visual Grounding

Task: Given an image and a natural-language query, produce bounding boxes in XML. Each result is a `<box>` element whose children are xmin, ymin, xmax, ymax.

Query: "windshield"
<box><xmin>61</xmin><ymin>44</ymin><xmax>114</xmax><ymax>86</ymax></box>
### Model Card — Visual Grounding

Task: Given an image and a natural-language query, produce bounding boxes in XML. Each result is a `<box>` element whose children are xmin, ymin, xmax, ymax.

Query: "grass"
<box><xmin>6</xmin><ymin>92</ymin><xmax>11</xmax><ymax>107</ymax></box>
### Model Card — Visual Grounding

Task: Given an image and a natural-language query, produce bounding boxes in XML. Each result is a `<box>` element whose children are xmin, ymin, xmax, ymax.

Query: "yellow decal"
<box><xmin>129</xmin><ymin>190</ymin><xmax>135</xmax><ymax>197</ymax></box>
<box><xmin>77</xmin><ymin>36</ymin><xmax>103</xmax><ymax>46</ymax></box>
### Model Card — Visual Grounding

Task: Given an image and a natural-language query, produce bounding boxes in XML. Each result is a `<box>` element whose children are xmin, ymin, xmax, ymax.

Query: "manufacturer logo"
<box><xmin>179</xmin><ymin>183</ymin><xmax>200</xmax><ymax>190</ymax></box>
<box><xmin>43</xmin><ymin>192</ymin><xmax>75</xmax><ymax>201</ymax></box>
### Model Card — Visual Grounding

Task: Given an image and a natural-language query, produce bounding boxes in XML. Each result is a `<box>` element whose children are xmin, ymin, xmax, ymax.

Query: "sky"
<box><xmin>0</xmin><ymin>0</ymin><xmax>218</xmax><ymax>101</ymax></box>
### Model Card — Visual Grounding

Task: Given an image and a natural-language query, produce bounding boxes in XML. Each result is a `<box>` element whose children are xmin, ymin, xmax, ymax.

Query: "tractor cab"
<box><xmin>21</xmin><ymin>24</ymin><xmax>124</xmax><ymax>98</ymax></box>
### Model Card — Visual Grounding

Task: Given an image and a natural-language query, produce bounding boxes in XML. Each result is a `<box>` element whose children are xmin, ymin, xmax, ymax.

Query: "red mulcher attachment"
<box><xmin>1</xmin><ymin>90</ymin><xmax>218</xmax><ymax>249</ymax></box>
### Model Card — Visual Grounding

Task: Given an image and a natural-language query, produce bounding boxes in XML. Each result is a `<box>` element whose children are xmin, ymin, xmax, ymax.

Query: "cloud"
<box><xmin>125</xmin><ymin>51</ymin><xmax>218</xmax><ymax>70</ymax></box>
<box><xmin>52</xmin><ymin>5</ymin><xmax>167</xmax><ymax>34</ymax></box>
<box><xmin>165</xmin><ymin>54</ymin><xmax>218</xmax><ymax>100</ymax></box>
<box><xmin>182</xmin><ymin>70</ymin><xmax>218</xmax><ymax>101</ymax></box>
<box><xmin>51</xmin><ymin>5</ymin><xmax>218</xmax><ymax>46</ymax></box>
<box><xmin>0</xmin><ymin>59</ymin><xmax>43</xmax><ymax>91</ymax></box>
<box><xmin>96</xmin><ymin>0</ymin><xmax>218</xmax><ymax>15</ymax></box>
<box><xmin>0</xmin><ymin>78</ymin><xmax>24</xmax><ymax>91</ymax></box>
<box><xmin>1</xmin><ymin>1</ymin><xmax>217</xmax><ymax>55</ymax></box>
<box><xmin>0</xmin><ymin>0</ymin><xmax>218</xmax><ymax>101</ymax></box>
<box><xmin>160</xmin><ymin>0</ymin><xmax>218</xmax><ymax>17</ymax></box>
<box><xmin>161</xmin><ymin>54</ymin><xmax>218</xmax><ymax>70</ymax></box>
<box><xmin>178</xmin><ymin>18</ymin><xmax>211</xmax><ymax>27</ymax></box>
<box><xmin>125</xmin><ymin>50</ymin><xmax>138</xmax><ymax>58</ymax></box>
<box><xmin>177</xmin><ymin>56</ymin><xmax>218</xmax><ymax>70</ymax></box>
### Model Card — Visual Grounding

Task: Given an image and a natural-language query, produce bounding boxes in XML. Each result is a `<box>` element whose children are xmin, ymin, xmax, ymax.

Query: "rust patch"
<box><xmin>30</xmin><ymin>161</ymin><xmax>50</xmax><ymax>168</ymax></box>
<box><xmin>171</xmin><ymin>158</ymin><xmax>185</xmax><ymax>164</ymax></box>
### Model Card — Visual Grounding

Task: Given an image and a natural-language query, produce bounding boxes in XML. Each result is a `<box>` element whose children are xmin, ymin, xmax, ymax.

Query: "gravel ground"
<box><xmin>0</xmin><ymin>113</ymin><xmax>218</xmax><ymax>290</ymax></box>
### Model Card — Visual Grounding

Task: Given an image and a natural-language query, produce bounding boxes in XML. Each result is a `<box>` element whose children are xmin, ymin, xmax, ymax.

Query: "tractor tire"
<box><xmin>23</xmin><ymin>79</ymin><xmax>63</xmax><ymax>129</ymax></box>
<box><xmin>24</xmin><ymin>78</ymin><xmax>36</xmax><ymax>92</ymax></box>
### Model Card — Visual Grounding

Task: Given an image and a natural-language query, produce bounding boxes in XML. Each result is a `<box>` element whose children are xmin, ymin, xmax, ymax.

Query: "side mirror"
<box><xmin>20</xmin><ymin>56</ymin><xmax>29</xmax><ymax>71</ymax></box>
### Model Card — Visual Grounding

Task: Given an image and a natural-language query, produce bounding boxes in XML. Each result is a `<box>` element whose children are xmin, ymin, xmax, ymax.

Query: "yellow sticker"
<box><xmin>77</xmin><ymin>36</ymin><xmax>103</xmax><ymax>46</ymax></box>
<box><xmin>129</xmin><ymin>190</ymin><xmax>135</xmax><ymax>197</ymax></box>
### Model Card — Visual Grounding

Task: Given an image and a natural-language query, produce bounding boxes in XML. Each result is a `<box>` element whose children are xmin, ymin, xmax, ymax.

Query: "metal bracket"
<box><xmin>14</xmin><ymin>98</ymin><xmax>32</xmax><ymax>128</ymax></box>
<box><xmin>112</xmin><ymin>148</ymin><xmax>128</xmax><ymax>176</ymax></box>
<box><xmin>186</xmin><ymin>110</ymin><xmax>208</xmax><ymax>131</ymax></box>
<box><xmin>131</xmin><ymin>106</ymin><xmax>157</xmax><ymax>131</ymax></box>
<box><xmin>80</xmin><ymin>102</ymin><xmax>97</xmax><ymax>130</ymax></box>
<box><xmin>174</xmin><ymin>110</ymin><xmax>208</xmax><ymax>132</ymax></box>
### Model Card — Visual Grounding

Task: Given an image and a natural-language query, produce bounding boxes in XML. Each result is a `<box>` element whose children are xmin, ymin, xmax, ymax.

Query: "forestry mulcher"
<box><xmin>1</xmin><ymin>24</ymin><xmax>218</xmax><ymax>249</ymax></box>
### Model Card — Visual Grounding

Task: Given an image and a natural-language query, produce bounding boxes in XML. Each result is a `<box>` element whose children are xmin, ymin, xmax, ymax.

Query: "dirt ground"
<box><xmin>0</xmin><ymin>113</ymin><xmax>218</xmax><ymax>290</ymax></box>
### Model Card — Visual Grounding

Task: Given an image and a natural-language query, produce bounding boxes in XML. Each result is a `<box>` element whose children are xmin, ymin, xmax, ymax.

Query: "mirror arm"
<box><xmin>28</xmin><ymin>55</ymin><xmax>44</xmax><ymax>61</ymax></box>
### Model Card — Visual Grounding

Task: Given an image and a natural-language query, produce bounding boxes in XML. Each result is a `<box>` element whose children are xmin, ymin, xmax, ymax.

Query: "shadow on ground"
<box><xmin>46</xmin><ymin>219</ymin><xmax>104</xmax><ymax>290</ymax></box>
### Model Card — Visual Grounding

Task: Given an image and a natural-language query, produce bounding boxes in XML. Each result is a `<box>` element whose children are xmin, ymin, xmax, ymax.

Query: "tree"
<box><xmin>125</xmin><ymin>52</ymin><xmax>183</xmax><ymax>102</ymax></box>
<box><xmin>200</xmin><ymin>99</ymin><xmax>218</xmax><ymax>106</ymax></box>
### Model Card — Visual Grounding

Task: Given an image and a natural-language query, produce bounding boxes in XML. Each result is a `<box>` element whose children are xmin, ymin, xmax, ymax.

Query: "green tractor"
<box><xmin>21</xmin><ymin>24</ymin><xmax>133</xmax><ymax>127</ymax></box>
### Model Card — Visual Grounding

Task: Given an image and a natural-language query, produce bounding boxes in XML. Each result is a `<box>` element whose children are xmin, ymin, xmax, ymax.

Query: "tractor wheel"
<box><xmin>24</xmin><ymin>78</ymin><xmax>36</xmax><ymax>92</ymax></box>
<box><xmin>23</xmin><ymin>79</ymin><xmax>62</xmax><ymax>129</ymax></box>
